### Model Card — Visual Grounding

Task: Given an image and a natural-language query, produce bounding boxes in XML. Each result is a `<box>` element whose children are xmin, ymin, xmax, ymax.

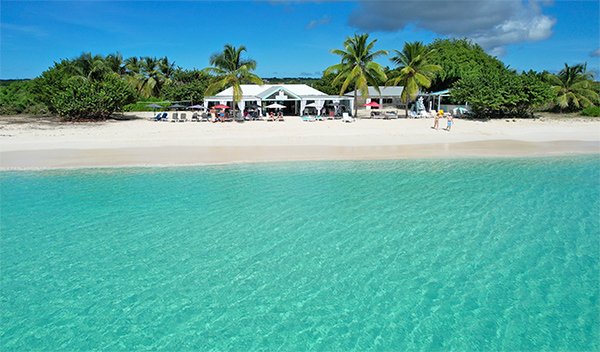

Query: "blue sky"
<box><xmin>1</xmin><ymin>0</ymin><xmax>599</xmax><ymax>79</ymax></box>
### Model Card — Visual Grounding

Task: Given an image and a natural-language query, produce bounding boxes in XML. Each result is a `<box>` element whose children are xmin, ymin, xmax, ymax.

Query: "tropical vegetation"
<box><xmin>0</xmin><ymin>36</ymin><xmax>598</xmax><ymax>120</ymax></box>
<box><xmin>544</xmin><ymin>63</ymin><xmax>599</xmax><ymax>112</ymax></box>
<box><xmin>387</xmin><ymin>41</ymin><xmax>442</xmax><ymax>117</ymax></box>
<box><xmin>324</xmin><ymin>33</ymin><xmax>388</xmax><ymax>118</ymax></box>
<box><xmin>203</xmin><ymin>44</ymin><xmax>263</xmax><ymax>118</ymax></box>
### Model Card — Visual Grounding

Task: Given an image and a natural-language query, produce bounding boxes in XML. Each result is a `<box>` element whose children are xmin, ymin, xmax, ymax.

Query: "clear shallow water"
<box><xmin>1</xmin><ymin>157</ymin><xmax>599</xmax><ymax>351</ymax></box>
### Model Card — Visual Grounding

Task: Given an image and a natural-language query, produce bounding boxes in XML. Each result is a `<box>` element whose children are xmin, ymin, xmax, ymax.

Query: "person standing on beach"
<box><xmin>446</xmin><ymin>114</ymin><xmax>453</xmax><ymax>132</ymax></box>
<box><xmin>433</xmin><ymin>110</ymin><xmax>442</xmax><ymax>129</ymax></box>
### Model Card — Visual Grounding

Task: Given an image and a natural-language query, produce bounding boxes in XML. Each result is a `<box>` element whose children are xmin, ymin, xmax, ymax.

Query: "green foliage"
<box><xmin>452</xmin><ymin>68</ymin><xmax>553</xmax><ymax>119</ymax></box>
<box><xmin>204</xmin><ymin>44</ymin><xmax>263</xmax><ymax>115</ymax></box>
<box><xmin>311</xmin><ymin>72</ymin><xmax>343</xmax><ymax>95</ymax></box>
<box><xmin>52</xmin><ymin>75</ymin><xmax>135</xmax><ymax>120</ymax></box>
<box><xmin>0</xmin><ymin>80</ymin><xmax>48</xmax><ymax>115</ymax></box>
<box><xmin>161</xmin><ymin>69</ymin><xmax>213</xmax><ymax>103</ymax></box>
<box><xmin>427</xmin><ymin>38</ymin><xmax>506</xmax><ymax>92</ymax></box>
<box><xmin>581</xmin><ymin>106</ymin><xmax>600</xmax><ymax>117</ymax></box>
<box><xmin>325</xmin><ymin>33</ymin><xmax>388</xmax><ymax>116</ymax></box>
<box><xmin>387</xmin><ymin>41</ymin><xmax>442</xmax><ymax>117</ymax></box>
<box><xmin>125</xmin><ymin>56</ymin><xmax>175</xmax><ymax>99</ymax></box>
<box><xmin>544</xmin><ymin>63</ymin><xmax>599</xmax><ymax>112</ymax></box>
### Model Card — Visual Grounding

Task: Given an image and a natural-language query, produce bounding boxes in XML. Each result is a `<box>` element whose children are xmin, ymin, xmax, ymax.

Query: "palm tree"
<box><xmin>204</xmin><ymin>44</ymin><xmax>263</xmax><ymax>119</ymax></box>
<box><xmin>105</xmin><ymin>53</ymin><xmax>126</xmax><ymax>76</ymax></box>
<box><xmin>124</xmin><ymin>56</ymin><xmax>172</xmax><ymax>98</ymax></box>
<box><xmin>387</xmin><ymin>42</ymin><xmax>442</xmax><ymax>117</ymax></box>
<box><xmin>71</xmin><ymin>52</ymin><xmax>111</xmax><ymax>81</ymax></box>
<box><xmin>324</xmin><ymin>33</ymin><xmax>388</xmax><ymax>118</ymax></box>
<box><xmin>545</xmin><ymin>63</ymin><xmax>599</xmax><ymax>111</ymax></box>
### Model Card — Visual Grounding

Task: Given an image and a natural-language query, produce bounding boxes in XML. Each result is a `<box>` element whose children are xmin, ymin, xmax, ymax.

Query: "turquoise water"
<box><xmin>1</xmin><ymin>157</ymin><xmax>599</xmax><ymax>351</ymax></box>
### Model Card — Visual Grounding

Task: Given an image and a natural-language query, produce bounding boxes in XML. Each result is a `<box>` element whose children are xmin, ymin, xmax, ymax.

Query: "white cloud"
<box><xmin>591</xmin><ymin>48</ymin><xmax>600</xmax><ymax>57</ymax></box>
<box><xmin>348</xmin><ymin>0</ymin><xmax>556</xmax><ymax>55</ymax></box>
<box><xmin>306</xmin><ymin>15</ymin><xmax>331</xmax><ymax>29</ymax></box>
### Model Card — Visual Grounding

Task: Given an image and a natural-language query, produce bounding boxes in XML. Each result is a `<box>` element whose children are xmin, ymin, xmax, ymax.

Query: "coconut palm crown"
<box><xmin>388</xmin><ymin>41</ymin><xmax>442</xmax><ymax>117</ymax></box>
<box><xmin>204</xmin><ymin>44</ymin><xmax>263</xmax><ymax>118</ymax></box>
<box><xmin>545</xmin><ymin>63</ymin><xmax>599</xmax><ymax>111</ymax></box>
<box><xmin>324</xmin><ymin>33</ymin><xmax>388</xmax><ymax>118</ymax></box>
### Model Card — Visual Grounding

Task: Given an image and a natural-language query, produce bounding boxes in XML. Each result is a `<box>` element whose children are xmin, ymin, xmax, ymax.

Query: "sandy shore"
<box><xmin>1</xmin><ymin>115</ymin><xmax>599</xmax><ymax>169</ymax></box>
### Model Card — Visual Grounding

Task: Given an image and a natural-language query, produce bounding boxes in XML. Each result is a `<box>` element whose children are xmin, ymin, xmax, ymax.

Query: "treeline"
<box><xmin>0</xmin><ymin>38</ymin><xmax>598</xmax><ymax>120</ymax></box>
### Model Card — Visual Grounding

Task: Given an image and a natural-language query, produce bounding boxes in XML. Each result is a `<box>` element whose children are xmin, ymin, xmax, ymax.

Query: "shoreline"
<box><xmin>1</xmin><ymin>140</ymin><xmax>598</xmax><ymax>171</ymax></box>
<box><xmin>1</xmin><ymin>117</ymin><xmax>599</xmax><ymax>170</ymax></box>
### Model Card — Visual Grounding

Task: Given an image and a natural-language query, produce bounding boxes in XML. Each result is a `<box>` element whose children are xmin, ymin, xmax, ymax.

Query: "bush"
<box><xmin>581</xmin><ymin>106</ymin><xmax>600</xmax><ymax>117</ymax></box>
<box><xmin>452</xmin><ymin>69</ymin><xmax>553</xmax><ymax>119</ymax></box>
<box><xmin>52</xmin><ymin>75</ymin><xmax>135</xmax><ymax>120</ymax></box>
<box><xmin>0</xmin><ymin>80</ymin><xmax>48</xmax><ymax>115</ymax></box>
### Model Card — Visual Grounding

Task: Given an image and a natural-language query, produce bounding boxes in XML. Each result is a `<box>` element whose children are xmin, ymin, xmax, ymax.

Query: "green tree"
<box><xmin>125</xmin><ymin>56</ymin><xmax>174</xmax><ymax>98</ymax></box>
<box><xmin>544</xmin><ymin>63</ymin><xmax>599</xmax><ymax>112</ymax></box>
<box><xmin>204</xmin><ymin>44</ymin><xmax>263</xmax><ymax>118</ymax></box>
<box><xmin>452</xmin><ymin>68</ymin><xmax>553</xmax><ymax>119</ymax></box>
<box><xmin>325</xmin><ymin>33</ymin><xmax>388</xmax><ymax>117</ymax></box>
<box><xmin>51</xmin><ymin>75</ymin><xmax>134</xmax><ymax>120</ymax></box>
<box><xmin>311</xmin><ymin>72</ymin><xmax>343</xmax><ymax>95</ymax></box>
<box><xmin>426</xmin><ymin>38</ymin><xmax>505</xmax><ymax>92</ymax></box>
<box><xmin>0</xmin><ymin>80</ymin><xmax>47</xmax><ymax>115</ymax></box>
<box><xmin>387</xmin><ymin>41</ymin><xmax>442</xmax><ymax>117</ymax></box>
<box><xmin>162</xmin><ymin>69</ymin><xmax>213</xmax><ymax>103</ymax></box>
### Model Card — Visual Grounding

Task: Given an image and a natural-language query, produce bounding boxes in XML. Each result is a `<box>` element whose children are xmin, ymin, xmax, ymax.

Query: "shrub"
<box><xmin>123</xmin><ymin>100</ymin><xmax>171</xmax><ymax>112</ymax></box>
<box><xmin>0</xmin><ymin>80</ymin><xmax>48</xmax><ymax>115</ymax></box>
<box><xmin>581</xmin><ymin>106</ymin><xmax>600</xmax><ymax>117</ymax></box>
<box><xmin>52</xmin><ymin>75</ymin><xmax>135</xmax><ymax>120</ymax></box>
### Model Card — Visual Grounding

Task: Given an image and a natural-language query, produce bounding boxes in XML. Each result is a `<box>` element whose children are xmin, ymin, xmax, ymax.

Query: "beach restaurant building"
<box><xmin>204</xmin><ymin>84</ymin><xmax>354</xmax><ymax>115</ymax></box>
<box><xmin>345</xmin><ymin>86</ymin><xmax>405</xmax><ymax>109</ymax></box>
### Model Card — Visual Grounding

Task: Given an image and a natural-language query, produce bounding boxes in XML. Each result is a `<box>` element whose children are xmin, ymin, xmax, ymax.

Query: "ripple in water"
<box><xmin>1</xmin><ymin>157</ymin><xmax>599</xmax><ymax>350</ymax></box>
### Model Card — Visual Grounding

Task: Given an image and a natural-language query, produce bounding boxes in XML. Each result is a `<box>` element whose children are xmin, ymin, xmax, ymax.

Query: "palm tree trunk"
<box><xmin>405</xmin><ymin>96</ymin><xmax>409</xmax><ymax>118</ymax></box>
<box><xmin>354</xmin><ymin>89</ymin><xmax>358</xmax><ymax>118</ymax></box>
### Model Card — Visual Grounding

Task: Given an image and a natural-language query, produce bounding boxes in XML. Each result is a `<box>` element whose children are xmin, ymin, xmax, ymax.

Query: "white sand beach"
<box><xmin>1</xmin><ymin>115</ymin><xmax>599</xmax><ymax>169</ymax></box>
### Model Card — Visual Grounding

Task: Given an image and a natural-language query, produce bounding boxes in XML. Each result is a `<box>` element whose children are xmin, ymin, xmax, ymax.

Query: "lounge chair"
<box><xmin>160</xmin><ymin>112</ymin><xmax>168</xmax><ymax>121</ymax></box>
<box><xmin>171</xmin><ymin>112</ymin><xmax>179</xmax><ymax>122</ymax></box>
<box><xmin>277</xmin><ymin>113</ymin><xmax>284</xmax><ymax>122</ymax></box>
<box><xmin>154</xmin><ymin>112</ymin><xmax>163</xmax><ymax>121</ymax></box>
<box><xmin>191</xmin><ymin>112</ymin><xmax>199</xmax><ymax>122</ymax></box>
<box><xmin>315</xmin><ymin>115</ymin><xmax>325</xmax><ymax>121</ymax></box>
<box><xmin>384</xmin><ymin>111</ymin><xmax>398</xmax><ymax>119</ymax></box>
<box><xmin>179</xmin><ymin>113</ymin><xmax>187</xmax><ymax>122</ymax></box>
<box><xmin>266</xmin><ymin>113</ymin><xmax>275</xmax><ymax>122</ymax></box>
<box><xmin>342</xmin><ymin>112</ymin><xmax>354</xmax><ymax>123</ymax></box>
<box><xmin>200</xmin><ymin>112</ymin><xmax>210</xmax><ymax>122</ymax></box>
<box><xmin>301</xmin><ymin>115</ymin><xmax>315</xmax><ymax>122</ymax></box>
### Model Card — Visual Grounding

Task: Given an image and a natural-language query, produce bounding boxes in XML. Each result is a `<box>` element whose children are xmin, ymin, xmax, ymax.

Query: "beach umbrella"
<box><xmin>363</xmin><ymin>101</ymin><xmax>380</xmax><ymax>107</ymax></box>
<box><xmin>146</xmin><ymin>103</ymin><xmax>163</xmax><ymax>109</ymax></box>
<box><xmin>266</xmin><ymin>103</ymin><xmax>286</xmax><ymax>109</ymax></box>
<box><xmin>169</xmin><ymin>103</ymin><xmax>186</xmax><ymax>110</ymax></box>
<box><xmin>189</xmin><ymin>104</ymin><xmax>205</xmax><ymax>110</ymax></box>
<box><xmin>305</xmin><ymin>102</ymin><xmax>317</xmax><ymax>108</ymax></box>
<box><xmin>212</xmin><ymin>104</ymin><xmax>230</xmax><ymax>109</ymax></box>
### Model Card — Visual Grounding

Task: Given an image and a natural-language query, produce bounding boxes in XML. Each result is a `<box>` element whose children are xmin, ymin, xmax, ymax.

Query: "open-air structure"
<box><xmin>204</xmin><ymin>84</ymin><xmax>354</xmax><ymax>116</ymax></box>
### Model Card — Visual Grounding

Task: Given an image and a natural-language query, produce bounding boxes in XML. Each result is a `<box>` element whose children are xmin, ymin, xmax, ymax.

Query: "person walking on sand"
<box><xmin>432</xmin><ymin>109</ymin><xmax>442</xmax><ymax>129</ymax></box>
<box><xmin>445</xmin><ymin>114</ymin><xmax>453</xmax><ymax>132</ymax></box>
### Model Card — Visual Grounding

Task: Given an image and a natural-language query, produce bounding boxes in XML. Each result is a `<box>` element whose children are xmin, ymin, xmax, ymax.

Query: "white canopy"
<box><xmin>266</xmin><ymin>103</ymin><xmax>286</xmax><ymax>109</ymax></box>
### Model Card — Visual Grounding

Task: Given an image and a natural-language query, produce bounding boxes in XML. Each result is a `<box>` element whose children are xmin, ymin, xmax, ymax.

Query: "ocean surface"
<box><xmin>1</xmin><ymin>157</ymin><xmax>599</xmax><ymax>351</ymax></box>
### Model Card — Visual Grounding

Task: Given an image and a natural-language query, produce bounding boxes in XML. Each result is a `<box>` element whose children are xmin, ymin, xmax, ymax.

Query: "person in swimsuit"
<box><xmin>433</xmin><ymin>110</ymin><xmax>442</xmax><ymax>129</ymax></box>
<box><xmin>446</xmin><ymin>114</ymin><xmax>453</xmax><ymax>131</ymax></box>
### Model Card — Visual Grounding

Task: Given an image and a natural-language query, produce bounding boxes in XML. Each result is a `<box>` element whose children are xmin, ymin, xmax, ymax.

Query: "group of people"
<box><xmin>432</xmin><ymin>110</ymin><xmax>453</xmax><ymax>131</ymax></box>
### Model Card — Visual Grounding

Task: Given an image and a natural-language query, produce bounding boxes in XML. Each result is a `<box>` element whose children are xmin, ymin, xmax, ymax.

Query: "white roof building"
<box><xmin>344</xmin><ymin>86</ymin><xmax>404</xmax><ymax>98</ymax></box>
<box><xmin>204</xmin><ymin>84</ymin><xmax>354</xmax><ymax>115</ymax></box>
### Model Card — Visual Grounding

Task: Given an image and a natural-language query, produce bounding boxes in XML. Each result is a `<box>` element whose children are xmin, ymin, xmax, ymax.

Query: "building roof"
<box><xmin>214</xmin><ymin>84</ymin><xmax>327</xmax><ymax>98</ymax></box>
<box><xmin>344</xmin><ymin>86</ymin><xmax>404</xmax><ymax>97</ymax></box>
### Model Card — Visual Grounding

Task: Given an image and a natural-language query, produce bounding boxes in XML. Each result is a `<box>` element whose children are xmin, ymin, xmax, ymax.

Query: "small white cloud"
<box><xmin>306</xmin><ymin>15</ymin><xmax>331</xmax><ymax>29</ymax></box>
<box><xmin>591</xmin><ymin>48</ymin><xmax>600</xmax><ymax>57</ymax></box>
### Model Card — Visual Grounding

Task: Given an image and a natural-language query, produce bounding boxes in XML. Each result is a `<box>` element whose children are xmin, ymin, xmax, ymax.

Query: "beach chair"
<box><xmin>266</xmin><ymin>113</ymin><xmax>275</xmax><ymax>122</ymax></box>
<box><xmin>384</xmin><ymin>111</ymin><xmax>398</xmax><ymax>119</ymax></box>
<box><xmin>160</xmin><ymin>112</ymin><xmax>168</xmax><ymax>121</ymax></box>
<box><xmin>154</xmin><ymin>112</ymin><xmax>162</xmax><ymax>121</ymax></box>
<box><xmin>179</xmin><ymin>113</ymin><xmax>187</xmax><ymax>122</ymax></box>
<box><xmin>301</xmin><ymin>115</ymin><xmax>315</xmax><ymax>122</ymax></box>
<box><xmin>191</xmin><ymin>112</ymin><xmax>199</xmax><ymax>122</ymax></box>
<box><xmin>342</xmin><ymin>112</ymin><xmax>354</xmax><ymax>123</ymax></box>
<box><xmin>171</xmin><ymin>112</ymin><xmax>179</xmax><ymax>122</ymax></box>
<box><xmin>277</xmin><ymin>113</ymin><xmax>284</xmax><ymax>122</ymax></box>
<box><xmin>200</xmin><ymin>112</ymin><xmax>210</xmax><ymax>122</ymax></box>
<box><xmin>315</xmin><ymin>115</ymin><xmax>325</xmax><ymax>121</ymax></box>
